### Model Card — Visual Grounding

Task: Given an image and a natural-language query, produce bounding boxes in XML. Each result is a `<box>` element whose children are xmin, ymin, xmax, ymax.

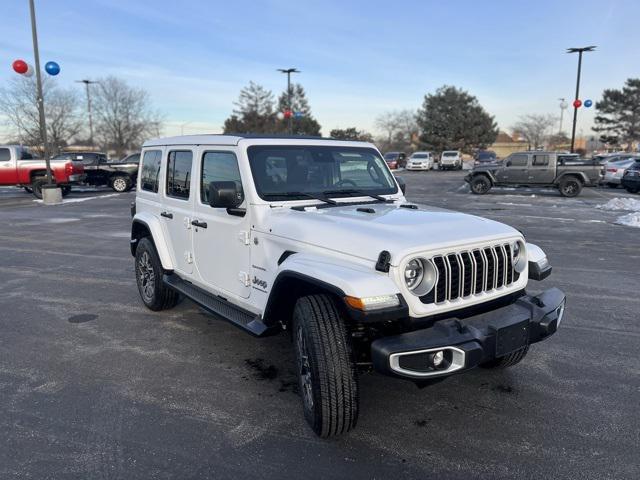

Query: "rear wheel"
<box><xmin>481</xmin><ymin>345</ymin><xmax>529</xmax><ymax>369</ymax></box>
<box><xmin>559</xmin><ymin>177</ymin><xmax>583</xmax><ymax>197</ymax></box>
<box><xmin>111</xmin><ymin>175</ymin><xmax>132</xmax><ymax>192</ymax></box>
<box><xmin>61</xmin><ymin>185</ymin><xmax>71</xmax><ymax>197</ymax></box>
<box><xmin>293</xmin><ymin>294</ymin><xmax>359</xmax><ymax>438</ymax></box>
<box><xmin>135</xmin><ymin>237</ymin><xmax>180</xmax><ymax>311</ymax></box>
<box><xmin>23</xmin><ymin>186</ymin><xmax>33</xmax><ymax>193</ymax></box>
<box><xmin>470</xmin><ymin>175</ymin><xmax>492</xmax><ymax>194</ymax></box>
<box><xmin>625</xmin><ymin>186</ymin><xmax>639</xmax><ymax>194</ymax></box>
<box><xmin>606</xmin><ymin>183</ymin><xmax>618</xmax><ymax>188</ymax></box>
<box><xmin>31</xmin><ymin>177</ymin><xmax>47</xmax><ymax>199</ymax></box>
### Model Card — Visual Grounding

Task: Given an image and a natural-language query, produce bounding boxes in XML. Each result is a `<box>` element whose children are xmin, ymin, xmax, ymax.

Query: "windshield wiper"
<box><xmin>263</xmin><ymin>192</ymin><xmax>337</xmax><ymax>205</ymax></box>
<box><xmin>322</xmin><ymin>189</ymin><xmax>393</xmax><ymax>203</ymax></box>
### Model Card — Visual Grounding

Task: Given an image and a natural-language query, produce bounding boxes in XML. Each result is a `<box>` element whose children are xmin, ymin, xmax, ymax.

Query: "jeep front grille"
<box><xmin>420</xmin><ymin>244</ymin><xmax>520</xmax><ymax>304</ymax></box>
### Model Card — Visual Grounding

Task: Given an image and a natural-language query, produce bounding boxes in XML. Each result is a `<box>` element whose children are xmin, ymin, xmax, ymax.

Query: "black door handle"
<box><xmin>160</xmin><ymin>211</ymin><xmax>173</xmax><ymax>219</ymax></box>
<box><xmin>191</xmin><ymin>220</ymin><xmax>207</xmax><ymax>229</ymax></box>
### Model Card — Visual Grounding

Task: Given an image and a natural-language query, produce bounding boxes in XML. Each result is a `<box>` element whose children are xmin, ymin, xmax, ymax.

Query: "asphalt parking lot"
<box><xmin>1</xmin><ymin>174</ymin><xmax>639</xmax><ymax>480</ymax></box>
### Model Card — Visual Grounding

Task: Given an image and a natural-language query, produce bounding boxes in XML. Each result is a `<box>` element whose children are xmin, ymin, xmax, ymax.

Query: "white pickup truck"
<box><xmin>130</xmin><ymin>135</ymin><xmax>565</xmax><ymax>437</ymax></box>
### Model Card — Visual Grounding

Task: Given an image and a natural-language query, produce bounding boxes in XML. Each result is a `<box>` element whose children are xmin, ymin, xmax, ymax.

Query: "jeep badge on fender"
<box><xmin>130</xmin><ymin>134</ymin><xmax>565</xmax><ymax>438</ymax></box>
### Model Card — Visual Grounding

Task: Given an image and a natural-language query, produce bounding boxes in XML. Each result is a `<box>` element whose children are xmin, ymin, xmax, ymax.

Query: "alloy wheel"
<box><xmin>137</xmin><ymin>251</ymin><xmax>155</xmax><ymax>302</ymax></box>
<box><xmin>296</xmin><ymin>324</ymin><xmax>314</xmax><ymax>411</ymax></box>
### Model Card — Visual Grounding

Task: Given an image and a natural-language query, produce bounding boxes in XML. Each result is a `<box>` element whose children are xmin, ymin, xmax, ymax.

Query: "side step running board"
<box><xmin>163</xmin><ymin>274</ymin><xmax>273</xmax><ymax>337</ymax></box>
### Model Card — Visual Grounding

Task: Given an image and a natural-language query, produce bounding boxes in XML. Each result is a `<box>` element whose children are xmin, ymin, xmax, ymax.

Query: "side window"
<box><xmin>532</xmin><ymin>154</ymin><xmax>549</xmax><ymax>166</ymax></box>
<box><xmin>508</xmin><ymin>154</ymin><xmax>528</xmax><ymax>167</ymax></box>
<box><xmin>140</xmin><ymin>150</ymin><xmax>162</xmax><ymax>193</ymax></box>
<box><xmin>201</xmin><ymin>151</ymin><xmax>243</xmax><ymax>204</ymax></box>
<box><xmin>0</xmin><ymin>148</ymin><xmax>10</xmax><ymax>162</ymax></box>
<box><xmin>166</xmin><ymin>150</ymin><xmax>193</xmax><ymax>200</ymax></box>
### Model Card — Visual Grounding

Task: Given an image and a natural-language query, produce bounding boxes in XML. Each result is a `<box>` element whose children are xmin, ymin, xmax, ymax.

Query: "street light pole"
<box><xmin>28</xmin><ymin>0</ymin><xmax>52</xmax><ymax>185</ymax></box>
<box><xmin>277</xmin><ymin>68</ymin><xmax>300</xmax><ymax>134</ymax></box>
<box><xmin>558</xmin><ymin>98</ymin><xmax>567</xmax><ymax>134</ymax></box>
<box><xmin>76</xmin><ymin>79</ymin><xmax>98</xmax><ymax>149</ymax></box>
<box><xmin>567</xmin><ymin>46</ymin><xmax>596</xmax><ymax>153</ymax></box>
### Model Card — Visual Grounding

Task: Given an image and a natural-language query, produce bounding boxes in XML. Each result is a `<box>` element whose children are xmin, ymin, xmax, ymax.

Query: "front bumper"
<box><xmin>371</xmin><ymin>288</ymin><xmax>565</xmax><ymax>380</ymax></box>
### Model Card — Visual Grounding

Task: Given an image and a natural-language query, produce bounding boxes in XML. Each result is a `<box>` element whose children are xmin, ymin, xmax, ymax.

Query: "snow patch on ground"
<box><xmin>597</xmin><ymin>197</ymin><xmax>640</xmax><ymax>228</ymax></box>
<box><xmin>34</xmin><ymin>193</ymin><xmax>121</xmax><ymax>205</ymax></box>
<box><xmin>597</xmin><ymin>197</ymin><xmax>640</xmax><ymax>212</ymax></box>
<box><xmin>616</xmin><ymin>212</ymin><xmax>640</xmax><ymax>228</ymax></box>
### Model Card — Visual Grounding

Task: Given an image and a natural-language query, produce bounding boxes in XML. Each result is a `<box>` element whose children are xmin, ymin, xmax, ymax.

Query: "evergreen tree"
<box><xmin>276</xmin><ymin>83</ymin><xmax>321</xmax><ymax>136</ymax></box>
<box><xmin>223</xmin><ymin>82</ymin><xmax>277</xmax><ymax>134</ymax></box>
<box><xmin>330</xmin><ymin>127</ymin><xmax>374</xmax><ymax>142</ymax></box>
<box><xmin>416</xmin><ymin>85</ymin><xmax>498</xmax><ymax>153</ymax></box>
<box><xmin>593</xmin><ymin>78</ymin><xmax>640</xmax><ymax>149</ymax></box>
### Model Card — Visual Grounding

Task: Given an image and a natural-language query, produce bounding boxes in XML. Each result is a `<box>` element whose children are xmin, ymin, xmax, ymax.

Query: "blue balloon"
<box><xmin>294</xmin><ymin>111</ymin><xmax>304</xmax><ymax>118</ymax></box>
<box><xmin>45</xmin><ymin>61</ymin><xmax>60</xmax><ymax>76</ymax></box>
<box><xmin>584</xmin><ymin>99</ymin><xmax>593</xmax><ymax>108</ymax></box>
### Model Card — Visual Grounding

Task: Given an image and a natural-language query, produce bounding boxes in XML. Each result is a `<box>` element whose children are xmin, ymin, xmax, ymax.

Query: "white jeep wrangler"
<box><xmin>131</xmin><ymin>135</ymin><xmax>565</xmax><ymax>437</ymax></box>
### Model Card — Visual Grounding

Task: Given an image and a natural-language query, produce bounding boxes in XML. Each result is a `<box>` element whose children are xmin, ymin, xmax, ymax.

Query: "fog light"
<box><xmin>429</xmin><ymin>351</ymin><xmax>445</xmax><ymax>368</ymax></box>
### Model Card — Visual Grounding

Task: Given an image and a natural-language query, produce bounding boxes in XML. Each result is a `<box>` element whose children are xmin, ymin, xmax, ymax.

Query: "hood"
<box><xmin>263</xmin><ymin>202</ymin><xmax>520</xmax><ymax>264</ymax></box>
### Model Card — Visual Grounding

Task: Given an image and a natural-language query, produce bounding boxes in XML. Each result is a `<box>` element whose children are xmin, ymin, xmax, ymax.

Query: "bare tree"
<box><xmin>92</xmin><ymin>76</ymin><xmax>163</xmax><ymax>156</ymax></box>
<box><xmin>512</xmin><ymin>114</ymin><xmax>556</xmax><ymax>150</ymax></box>
<box><xmin>0</xmin><ymin>76</ymin><xmax>82</xmax><ymax>154</ymax></box>
<box><xmin>375</xmin><ymin>109</ymin><xmax>418</xmax><ymax>152</ymax></box>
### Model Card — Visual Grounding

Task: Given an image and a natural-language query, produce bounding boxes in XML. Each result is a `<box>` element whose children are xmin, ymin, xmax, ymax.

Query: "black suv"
<box><xmin>621</xmin><ymin>160</ymin><xmax>640</xmax><ymax>193</ymax></box>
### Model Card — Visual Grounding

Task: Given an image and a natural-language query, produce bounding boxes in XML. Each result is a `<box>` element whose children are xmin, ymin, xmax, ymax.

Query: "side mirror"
<box><xmin>208</xmin><ymin>181</ymin><xmax>243</xmax><ymax>208</ymax></box>
<box><xmin>395</xmin><ymin>176</ymin><xmax>406</xmax><ymax>195</ymax></box>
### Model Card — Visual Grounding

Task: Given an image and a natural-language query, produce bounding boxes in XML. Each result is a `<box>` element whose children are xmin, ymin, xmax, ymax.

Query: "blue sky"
<box><xmin>1</xmin><ymin>0</ymin><xmax>639</xmax><ymax>138</ymax></box>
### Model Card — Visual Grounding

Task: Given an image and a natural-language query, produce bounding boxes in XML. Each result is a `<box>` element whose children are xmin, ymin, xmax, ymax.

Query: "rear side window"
<box><xmin>532</xmin><ymin>154</ymin><xmax>549</xmax><ymax>166</ymax></box>
<box><xmin>140</xmin><ymin>150</ymin><xmax>162</xmax><ymax>192</ymax></box>
<box><xmin>166</xmin><ymin>150</ymin><xmax>193</xmax><ymax>200</ymax></box>
<box><xmin>201</xmin><ymin>151</ymin><xmax>243</xmax><ymax>204</ymax></box>
<box><xmin>0</xmin><ymin>148</ymin><xmax>10</xmax><ymax>162</ymax></box>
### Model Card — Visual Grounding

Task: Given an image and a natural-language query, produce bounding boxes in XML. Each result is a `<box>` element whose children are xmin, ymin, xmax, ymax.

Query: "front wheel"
<box><xmin>559</xmin><ymin>177</ymin><xmax>583</xmax><ymax>197</ymax></box>
<box><xmin>135</xmin><ymin>237</ymin><xmax>180</xmax><ymax>311</ymax></box>
<box><xmin>625</xmin><ymin>186</ymin><xmax>639</xmax><ymax>194</ymax></box>
<box><xmin>470</xmin><ymin>175</ymin><xmax>492</xmax><ymax>194</ymax></box>
<box><xmin>111</xmin><ymin>175</ymin><xmax>132</xmax><ymax>192</ymax></box>
<box><xmin>293</xmin><ymin>294</ymin><xmax>359</xmax><ymax>438</ymax></box>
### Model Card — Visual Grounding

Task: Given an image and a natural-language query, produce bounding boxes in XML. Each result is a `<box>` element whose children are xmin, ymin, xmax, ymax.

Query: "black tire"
<box><xmin>559</xmin><ymin>177</ymin><xmax>583</xmax><ymax>197</ymax></box>
<box><xmin>292</xmin><ymin>294</ymin><xmax>359</xmax><ymax>438</ymax></box>
<box><xmin>111</xmin><ymin>175</ymin><xmax>132</xmax><ymax>193</ymax></box>
<box><xmin>31</xmin><ymin>177</ymin><xmax>47</xmax><ymax>199</ymax></box>
<box><xmin>470</xmin><ymin>175</ymin><xmax>492</xmax><ymax>194</ymax></box>
<box><xmin>61</xmin><ymin>185</ymin><xmax>71</xmax><ymax>197</ymax></box>
<box><xmin>606</xmin><ymin>183</ymin><xmax>618</xmax><ymax>189</ymax></box>
<box><xmin>625</xmin><ymin>186</ymin><xmax>639</xmax><ymax>194</ymax></box>
<box><xmin>134</xmin><ymin>237</ymin><xmax>180</xmax><ymax>311</ymax></box>
<box><xmin>480</xmin><ymin>345</ymin><xmax>529</xmax><ymax>369</ymax></box>
<box><xmin>23</xmin><ymin>186</ymin><xmax>33</xmax><ymax>193</ymax></box>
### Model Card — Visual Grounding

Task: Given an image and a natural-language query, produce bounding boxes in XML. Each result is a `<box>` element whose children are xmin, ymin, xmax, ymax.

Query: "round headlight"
<box><xmin>404</xmin><ymin>259</ymin><xmax>424</xmax><ymax>290</ymax></box>
<box><xmin>404</xmin><ymin>258</ymin><xmax>437</xmax><ymax>296</ymax></box>
<box><xmin>512</xmin><ymin>240</ymin><xmax>527</xmax><ymax>273</ymax></box>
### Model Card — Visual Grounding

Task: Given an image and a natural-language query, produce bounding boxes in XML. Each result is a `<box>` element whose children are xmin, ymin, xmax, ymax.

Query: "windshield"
<box><xmin>442</xmin><ymin>152</ymin><xmax>458</xmax><ymax>157</ymax></box>
<box><xmin>247</xmin><ymin>145</ymin><xmax>398</xmax><ymax>201</ymax></box>
<box><xmin>384</xmin><ymin>152</ymin><xmax>399</xmax><ymax>160</ymax></box>
<box><xmin>412</xmin><ymin>153</ymin><xmax>428</xmax><ymax>158</ymax></box>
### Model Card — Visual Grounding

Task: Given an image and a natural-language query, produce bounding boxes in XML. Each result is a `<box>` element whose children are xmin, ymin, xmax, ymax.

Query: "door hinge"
<box><xmin>184</xmin><ymin>217</ymin><xmax>192</xmax><ymax>229</ymax></box>
<box><xmin>238</xmin><ymin>271</ymin><xmax>251</xmax><ymax>286</ymax></box>
<box><xmin>238</xmin><ymin>231</ymin><xmax>250</xmax><ymax>245</ymax></box>
<box><xmin>184</xmin><ymin>251</ymin><xmax>193</xmax><ymax>264</ymax></box>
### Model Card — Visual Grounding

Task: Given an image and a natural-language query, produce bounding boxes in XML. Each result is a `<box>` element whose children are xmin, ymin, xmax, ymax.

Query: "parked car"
<box><xmin>117</xmin><ymin>152</ymin><xmax>141</xmax><ymax>164</ymax></box>
<box><xmin>602</xmin><ymin>157</ymin><xmax>638</xmax><ymax>187</ymax></box>
<box><xmin>383</xmin><ymin>151</ymin><xmax>406</xmax><ymax>169</ymax></box>
<box><xmin>0</xmin><ymin>145</ymin><xmax>85</xmax><ymax>198</ymax></box>
<box><xmin>474</xmin><ymin>150</ymin><xmax>497</xmax><ymax>165</ymax></box>
<box><xmin>439</xmin><ymin>150</ymin><xmax>462</xmax><ymax>170</ymax></box>
<box><xmin>51</xmin><ymin>151</ymin><xmax>139</xmax><ymax>192</ymax></box>
<box><xmin>621</xmin><ymin>160</ymin><xmax>640</xmax><ymax>193</ymax></box>
<box><xmin>405</xmin><ymin>151</ymin><xmax>434</xmax><ymax>170</ymax></box>
<box><xmin>131</xmin><ymin>134</ymin><xmax>564</xmax><ymax>437</ymax></box>
<box><xmin>465</xmin><ymin>151</ymin><xmax>601</xmax><ymax>197</ymax></box>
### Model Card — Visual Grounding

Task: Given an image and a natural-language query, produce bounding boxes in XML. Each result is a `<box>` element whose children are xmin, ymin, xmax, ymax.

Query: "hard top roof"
<box><xmin>142</xmin><ymin>134</ymin><xmax>370</xmax><ymax>148</ymax></box>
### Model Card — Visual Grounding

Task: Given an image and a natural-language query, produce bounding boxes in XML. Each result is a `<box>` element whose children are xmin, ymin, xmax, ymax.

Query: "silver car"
<box><xmin>603</xmin><ymin>157</ymin><xmax>638</xmax><ymax>187</ymax></box>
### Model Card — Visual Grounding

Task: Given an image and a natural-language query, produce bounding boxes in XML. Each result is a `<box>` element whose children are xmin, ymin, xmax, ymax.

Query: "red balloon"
<box><xmin>284</xmin><ymin>110</ymin><xmax>293</xmax><ymax>119</ymax></box>
<box><xmin>12</xmin><ymin>59</ymin><xmax>28</xmax><ymax>74</ymax></box>
<box><xmin>573</xmin><ymin>99</ymin><xmax>582</xmax><ymax>108</ymax></box>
